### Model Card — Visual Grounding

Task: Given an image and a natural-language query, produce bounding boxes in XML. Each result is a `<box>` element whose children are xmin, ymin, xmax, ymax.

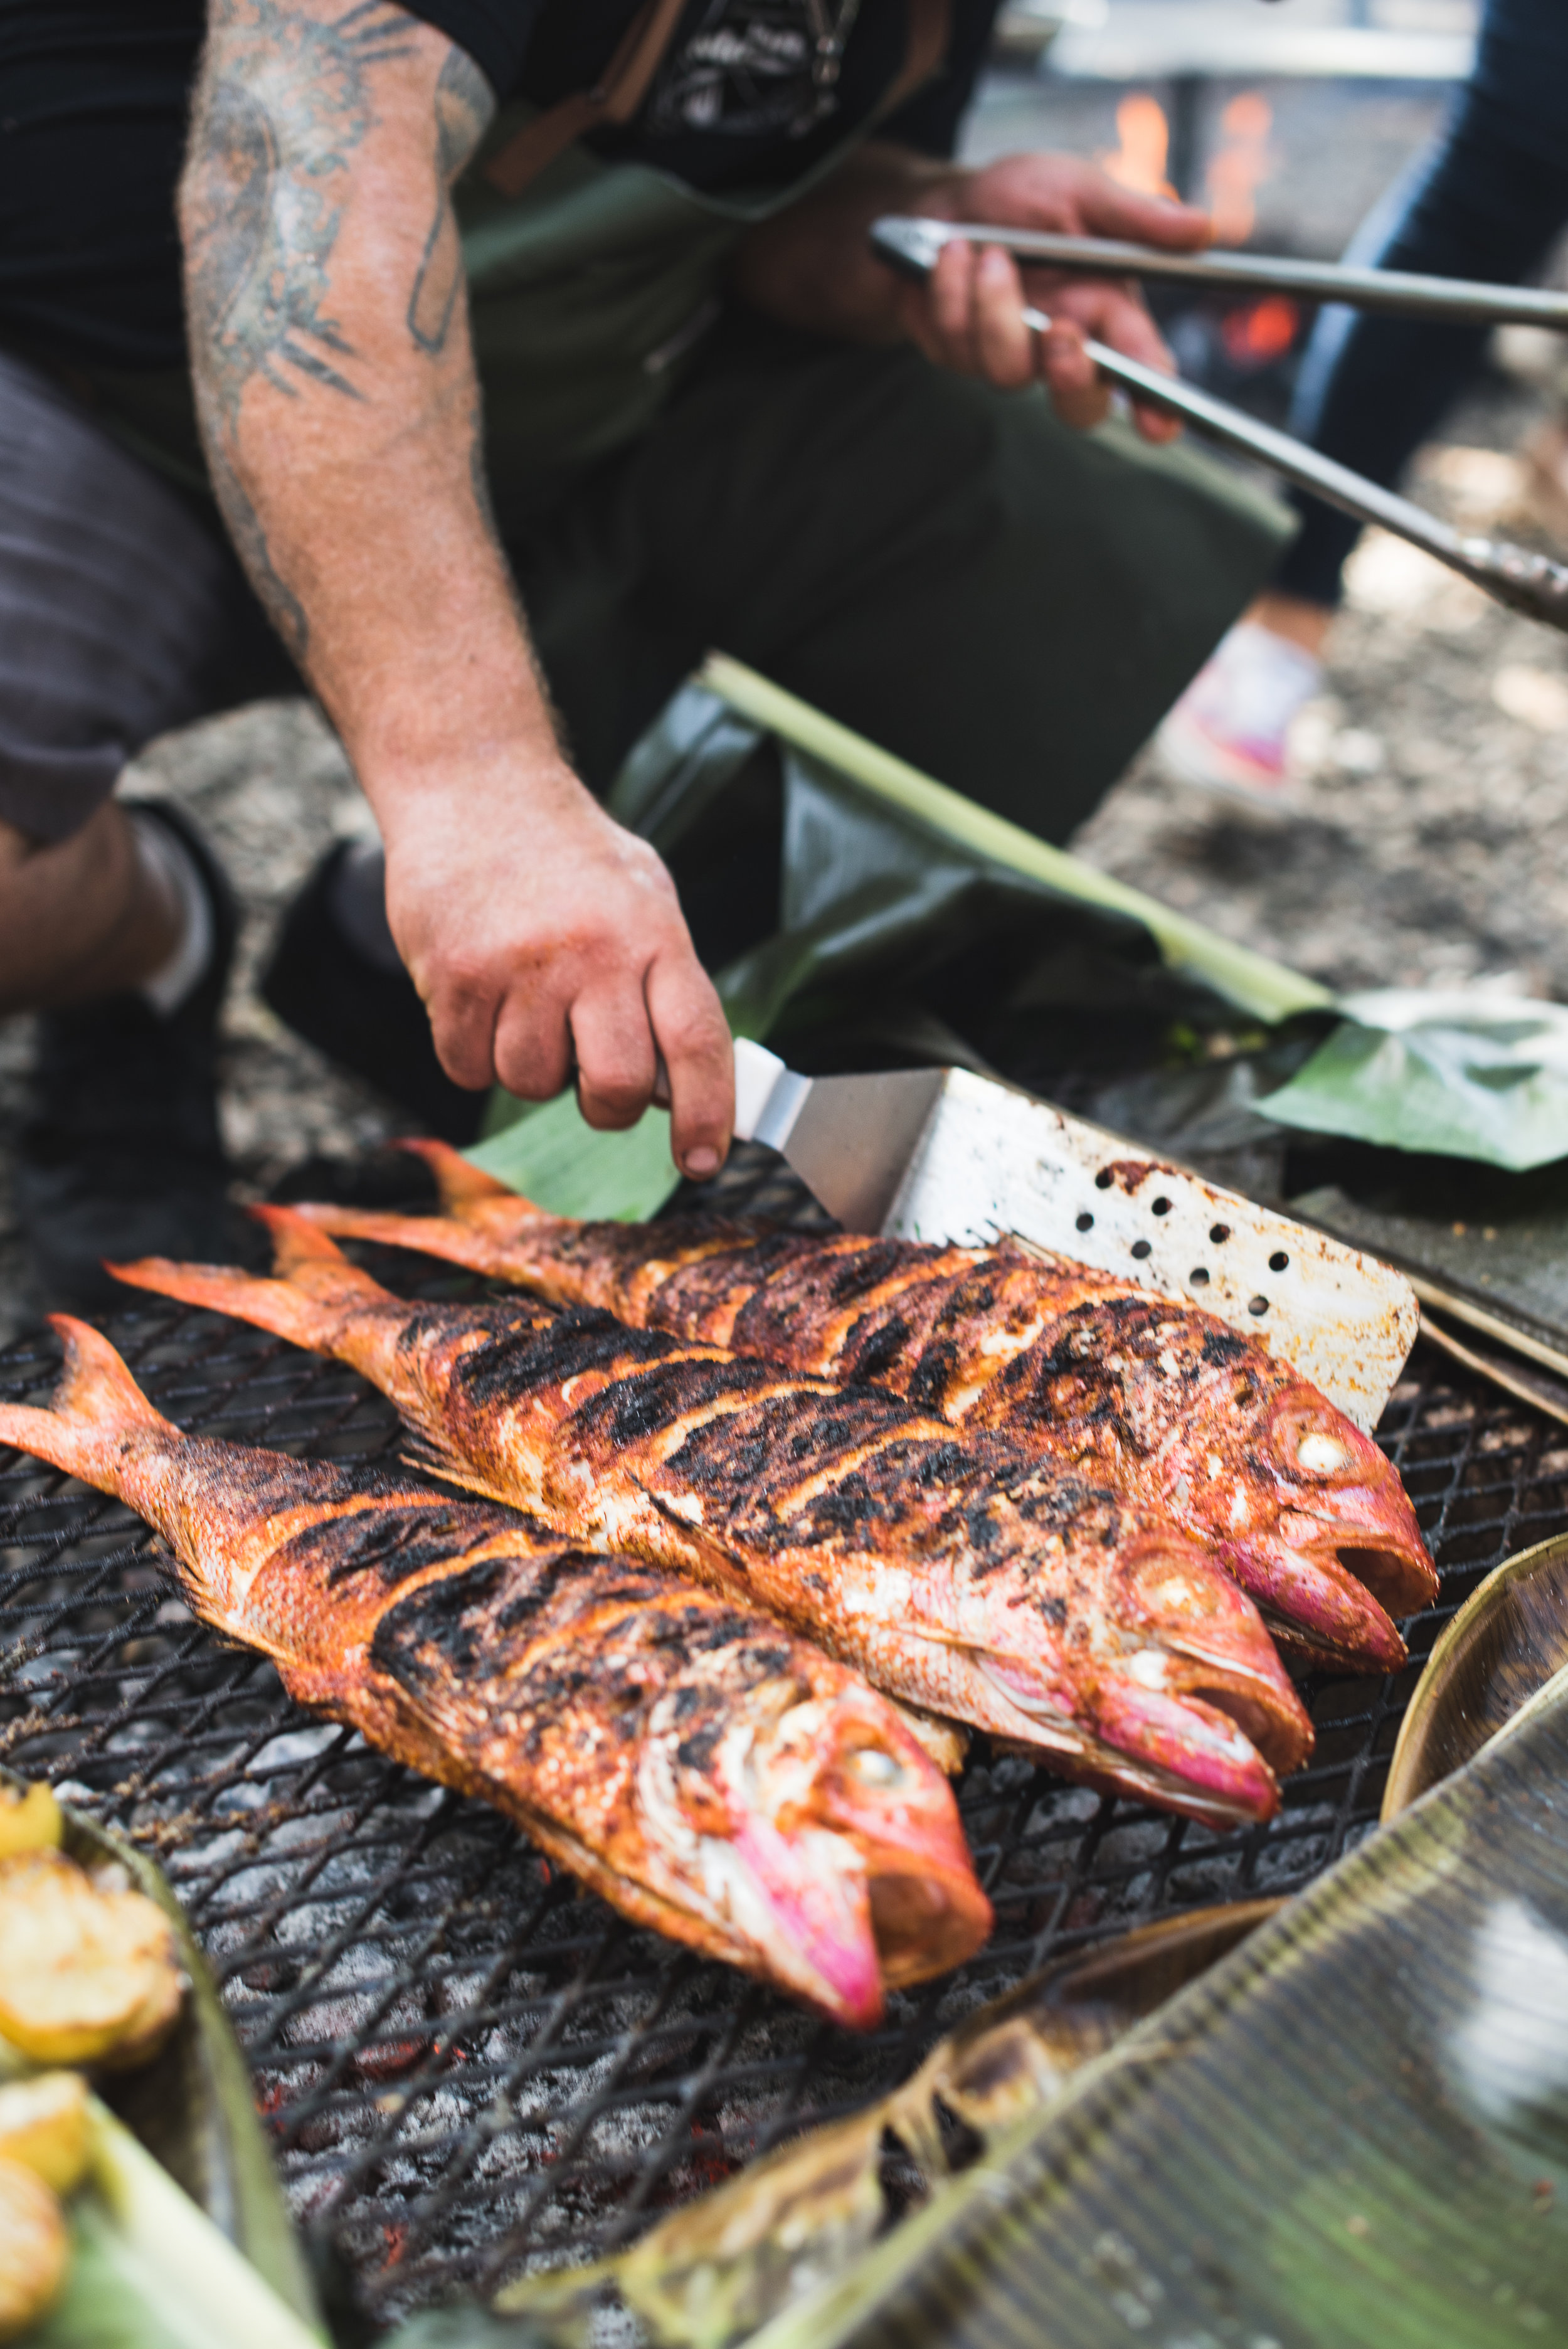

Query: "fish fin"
<box><xmin>398</xmin><ymin>1441</ymin><xmax>516</xmax><ymax>1510</ymax></box>
<box><xmin>249</xmin><ymin>1204</ymin><xmax>384</xmax><ymax>1285</ymax></box>
<box><xmin>399</xmin><ymin>1139</ymin><xmax>519</xmax><ymax>1214</ymax></box>
<box><xmin>397</xmin><ymin>1429</ymin><xmax>462</xmax><ymax>1482</ymax></box>
<box><xmin>107</xmin><ymin>1231</ymin><xmax>381</xmax><ymax>1353</ymax></box>
<box><xmin>0</xmin><ymin>1317</ymin><xmax>173</xmax><ymax>1482</ymax></box>
<box><xmin>289</xmin><ymin>1200</ymin><xmax>499</xmax><ymax>1274</ymax></box>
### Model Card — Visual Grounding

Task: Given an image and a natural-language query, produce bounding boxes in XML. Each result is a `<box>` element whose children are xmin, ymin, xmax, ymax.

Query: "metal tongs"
<box><xmin>872</xmin><ymin>215</ymin><xmax>1568</xmax><ymax>636</ymax></box>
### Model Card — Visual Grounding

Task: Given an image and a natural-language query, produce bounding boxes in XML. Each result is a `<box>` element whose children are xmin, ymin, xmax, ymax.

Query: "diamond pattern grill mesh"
<box><xmin>1</xmin><ymin>1147</ymin><xmax>1562</xmax><ymax>2321</ymax></box>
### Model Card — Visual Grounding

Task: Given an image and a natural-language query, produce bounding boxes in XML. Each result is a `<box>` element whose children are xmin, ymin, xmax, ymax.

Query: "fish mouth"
<box><xmin>821</xmin><ymin>1721</ymin><xmax>993</xmax><ymax>1990</ymax></box>
<box><xmin>1267</xmin><ymin>1401</ymin><xmax>1438</xmax><ymax>1625</ymax></box>
<box><xmin>1113</xmin><ymin>1545</ymin><xmax>1313</xmax><ymax>1776</ymax></box>
<box><xmin>867</xmin><ymin>1860</ymin><xmax>994</xmax><ymax>1990</ymax></box>
<box><xmin>1325</xmin><ymin>1532</ymin><xmax>1436</xmax><ymax>1620</ymax></box>
<box><xmin>975</xmin><ymin>1658</ymin><xmax>1279</xmax><ymax>1827</ymax></box>
<box><xmin>694</xmin><ymin>1691</ymin><xmax>991</xmax><ymax>2025</ymax></box>
<box><xmin>1212</xmin><ymin>1531</ymin><xmax>1414</xmax><ymax>1675</ymax></box>
<box><xmin>723</xmin><ymin>1819</ymin><xmax>887</xmax><ymax>2028</ymax></box>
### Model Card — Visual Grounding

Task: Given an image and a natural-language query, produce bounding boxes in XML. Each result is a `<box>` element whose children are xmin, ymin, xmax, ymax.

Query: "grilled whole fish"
<box><xmin>304</xmin><ymin>1147</ymin><xmax>1434</xmax><ymax>1673</ymax></box>
<box><xmin>0</xmin><ymin>1319</ymin><xmax>990</xmax><ymax>2028</ymax></box>
<box><xmin>112</xmin><ymin>1215</ymin><xmax>1313</xmax><ymax>1827</ymax></box>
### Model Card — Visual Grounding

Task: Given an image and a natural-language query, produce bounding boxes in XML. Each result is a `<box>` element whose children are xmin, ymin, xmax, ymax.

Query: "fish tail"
<box><xmin>294</xmin><ymin>1148</ymin><xmax>544</xmax><ymax>1269</ymax></box>
<box><xmin>398</xmin><ymin>1138</ymin><xmax>519</xmax><ymax>1215</ymax></box>
<box><xmin>251</xmin><ymin>1204</ymin><xmax>393</xmax><ymax>1290</ymax></box>
<box><xmin>0</xmin><ymin>1317</ymin><xmax>174</xmax><ymax>1483</ymax></box>
<box><xmin>109</xmin><ymin>1211</ymin><xmax>389</xmax><ymax>1354</ymax></box>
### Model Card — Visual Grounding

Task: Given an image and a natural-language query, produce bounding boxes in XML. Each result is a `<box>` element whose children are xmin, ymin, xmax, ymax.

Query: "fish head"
<box><xmin>1260</xmin><ymin>1390</ymin><xmax>1437</xmax><ymax>1621</ymax></box>
<box><xmin>963</xmin><ymin>1524</ymin><xmax>1305</xmax><ymax>1825</ymax></box>
<box><xmin>802</xmin><ymin>1685</ymin><xmax>992</xmax><ymax>1993</ymax></box>
<box><xmin>655</xmin><ymin>1672</ymin><xmax>988</xmax><ymax>2027</ymax></box>
<box><xmin>1105</xmin><ymin>1538</ymin><xmax>1313</xmax><ymax>1778</ymax></box>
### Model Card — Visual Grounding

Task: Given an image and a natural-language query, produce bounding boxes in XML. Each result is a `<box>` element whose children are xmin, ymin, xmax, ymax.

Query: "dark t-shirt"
<box><xmin>0</xmin><ymin>0</ymin><xmax>1000</xmax><ymax>369</ymax></box>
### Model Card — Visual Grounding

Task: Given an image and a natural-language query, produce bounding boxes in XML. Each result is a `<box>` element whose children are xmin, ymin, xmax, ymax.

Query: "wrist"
<box><xmin>366</xmin><ymin>732</ymin><xmax>588</xmax><ymax>844</ymax></box>
<box><xmin>337</xmin><ymin>650</ymin><xmax>569</xmax><ymax>814</ymax></box>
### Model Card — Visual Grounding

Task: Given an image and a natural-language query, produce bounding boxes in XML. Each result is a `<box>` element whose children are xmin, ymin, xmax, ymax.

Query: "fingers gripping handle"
<box><xmin>732</xmin><ymin>1039</ymin><xmax>813</xmax><ymax>1153</ymax></box>
<box><xmin>869</xmin><ymin>216</ymin><xmax>1568</xmax><ymax>637</ymax></box>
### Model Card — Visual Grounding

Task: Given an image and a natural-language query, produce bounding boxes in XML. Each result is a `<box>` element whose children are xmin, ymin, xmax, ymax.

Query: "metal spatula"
<box><xmin>731</xmin><ymin>1038</ymin><xmax>1418</xmax><ymax>1430</ymax></box>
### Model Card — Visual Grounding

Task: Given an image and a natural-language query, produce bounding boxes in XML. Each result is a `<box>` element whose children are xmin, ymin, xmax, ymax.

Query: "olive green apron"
<box><xmin>61</xmin><ymin>0</ymin><xmax>949</xmax><ymax>508</ymax></box>
<box><xmin>458</xmin><ymin>0</ymin><xmax>950</xmax><ymax>497</ymax></box>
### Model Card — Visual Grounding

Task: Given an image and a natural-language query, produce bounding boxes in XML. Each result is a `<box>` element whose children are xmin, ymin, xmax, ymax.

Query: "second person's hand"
<box><xmin>894</xmin><ymin>152</ymin><xmax>1209</xmax><ymax>439</ymax></box>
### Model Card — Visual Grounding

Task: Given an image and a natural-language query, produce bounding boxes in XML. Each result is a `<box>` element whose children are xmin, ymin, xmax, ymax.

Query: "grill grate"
<box><xmin>2</xmin><ymin>1146</ymin><xmax>1564</xmax><ymax>2323</ymax></box>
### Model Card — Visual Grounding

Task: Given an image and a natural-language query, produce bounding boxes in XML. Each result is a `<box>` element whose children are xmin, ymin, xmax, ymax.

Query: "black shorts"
<box><xmin>0</xmin><ymin>346</ymin><xmax>283</xmax><ymax>844</ymax></box>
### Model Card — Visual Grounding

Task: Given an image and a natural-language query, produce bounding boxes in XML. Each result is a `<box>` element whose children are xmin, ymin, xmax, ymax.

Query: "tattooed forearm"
<box><xmin>179</xmin><ymin>1</ymin><xmax>504</xmax><ymax>680</ymax></box>
<box><xmin>408</xmin><ymin>46</ymin><xmax>494</xmax><ymax>355</ymax></box>
<box><xmin>183</xmin><ymin>3</ymin><xmax>416</xmax><ymax>425</ymax></box>
<box><xmin>181</xmin><ymin>1</ymin><xmax>421</xmax><ymax>650</ymax></box>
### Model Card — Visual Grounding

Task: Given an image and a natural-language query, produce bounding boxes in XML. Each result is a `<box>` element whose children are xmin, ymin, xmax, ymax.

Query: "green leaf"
<box><xmin>0</xmin><ymin>1770</ymin><xmax>326</xmax><ymax>2341</ymax></box>
<box><xmin>697</xmin><ymin>655</ymin><xmax>1332</xmax><ymax>1027</ymax></box>
<box><xmin>469</xmin><ymin>1095</ymin><xmax>681</xmax><ymax>1222</ymax></box>
<box><xmin>477</xmin><ymin>669</ymin><xmax>1567</xmax><ymax>1198</ymax></box>
<box><xmin>26</xmin><ymin>2103</ymin><xmax>326</xmax><ymax>2349</ymax></box>
<box><xmin>746</xmin><ymin>1675</ymin><xmax>1568</xmax><ymax>2349</ymax></box>
<box><xmin>1260</xmin><ymin>987</ymin><xmax>1568</xmax><ymax>1169</ymax></box>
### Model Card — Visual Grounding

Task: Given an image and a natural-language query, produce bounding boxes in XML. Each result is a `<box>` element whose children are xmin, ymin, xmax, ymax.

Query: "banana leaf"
<box><xmin>1384</xmin><ymin>1531</ymin><xmax>1568</xmax><ymax>1821</ymax></box>
<box><xmin>743</xmin><ymin>1672</ymin><xmax>1568</xmax><ymax>2349</ymax></box>
<box><xmin>495</xmin><ymin>1903</ymin><xmax>1280</xmax><ymax>2349</ymax></box>
<box><xmin>1259</xmin><ymin>987</ymin><xmax>1568</xmax><ymax>1172</ymax></box>
<box><xmin>470</xmin><ymin>657</ymin><xmax>1324</xmax><ymax>1215</ymax></box>
<box><xmin>472</xmin><ymin>660</ymin><xmax>1568</xmax><ymax>1214</ymax></box>
<box><xmin>29</xmin><ymin>2100</ymin><xmax>326</xmax><ymax>2349</ymax></box>
<box><xmin>0</xmin><ymin>1766</ymin><xmax>326</xmax><ymax>2342</ymax></box>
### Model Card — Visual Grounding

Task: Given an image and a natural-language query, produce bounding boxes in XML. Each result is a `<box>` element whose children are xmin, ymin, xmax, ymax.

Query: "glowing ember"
<box><xmin>1221</xmin><ymin>295</ymin><xmax>1301</xmax><ymax>367</ymax></box>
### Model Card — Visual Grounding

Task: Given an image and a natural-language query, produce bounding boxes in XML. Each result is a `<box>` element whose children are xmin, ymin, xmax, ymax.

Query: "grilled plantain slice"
<box><xmin>0</xmin><ymin>2075</ymin><xmax>90</xmax><ymax>2196</ymax></box>
<box><xmin>0</xmin><ymin>1850</ymin><xmax>183</xmax><ymax>2069</ymax></box>
<box><xmin>0</xmin><ymin>1782</ymin><xmax>61</xmax><ymax>1860</ymax></box>
<box><xmin>0</xmin><ymin>2156</ymin><xmax>68</xmax><ymax>2340</ymax></box>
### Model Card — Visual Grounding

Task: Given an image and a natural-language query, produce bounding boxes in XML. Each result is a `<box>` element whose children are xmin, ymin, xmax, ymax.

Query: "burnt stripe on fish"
<box><xmin>113</xmin><ymin>1217</ymin><xmax>1316</xmax><ymax>1823</ymax></box>
<box><xmin>0</xmin><ymin>1318</ymin><xmax>993</xmax><ymax>2030</ymax></box>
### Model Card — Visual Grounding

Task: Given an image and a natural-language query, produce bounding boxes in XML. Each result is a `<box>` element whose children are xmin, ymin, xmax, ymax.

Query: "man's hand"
<box><xmin>181</xmin><ymin>2</ymin><xmax>730</xmax><ymax>1167</ymax></box>
<box><xmin>382</xmin><ymin>757</ymin><xmax>733</xmax><ymax>1175</ymax></box>
<box><xmin>733</xmin><ymin>145</ymin><xmax>1207</xmax><ymax>440</ymax></box>
<box><xmin>893</xmin><ymin>154</ymin><xmax>1206</xmax><ymax>440</ymax></box>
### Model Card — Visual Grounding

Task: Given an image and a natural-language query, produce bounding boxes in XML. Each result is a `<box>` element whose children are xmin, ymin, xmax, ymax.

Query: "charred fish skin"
<box><xmin>309</xmin><ymin>1152</ymin><xmax>1431</xmax><ymax>1675</ymax></box>
<box><xmin>0</xmin><ymin>1320</ymin><xmax>991</xmax><ymax>2028</ymax></box>
<box><xmin>578</xmin><ymin>1229</ymin><xmax>1438</xmax><ymax>1670</ymax></box>
<box><xmin>112</xmin><ymin>1219</ymin><xmax>1311</xmax><ymax>1827</ymax></box>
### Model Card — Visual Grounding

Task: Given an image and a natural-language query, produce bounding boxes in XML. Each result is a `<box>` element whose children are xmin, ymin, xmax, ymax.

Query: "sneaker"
<box><xmin>1155</xmin><ymin>622</ymin><xmax>1323</xmax><ymax>818</ymax></box>
<box><xmin>260</xmin><ymin>844</ymin><xmax>486</xmax><ymax>1145</ymax></box>
<box><xmin>13</xmin><ymin>801</ymin><xmax>255</xmax><ymax>1310</ymax></box>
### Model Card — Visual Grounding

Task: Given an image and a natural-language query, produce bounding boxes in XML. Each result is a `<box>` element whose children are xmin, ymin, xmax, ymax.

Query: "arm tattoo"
<box><xmin>183</xmin><ymin>1</ymin><xmax>424</xmax><ymax>655</ymax></box>
<box><xmin>408</xmin><ymin>46</ymin><xmax>494</xmax><ymax>355</ymax></box>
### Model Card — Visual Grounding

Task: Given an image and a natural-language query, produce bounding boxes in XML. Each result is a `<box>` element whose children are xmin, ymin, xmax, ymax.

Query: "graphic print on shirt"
<box><xmin>649</xmin><ymin>0</ymin><xmax>861</xmax><ymax>139</ymax></box>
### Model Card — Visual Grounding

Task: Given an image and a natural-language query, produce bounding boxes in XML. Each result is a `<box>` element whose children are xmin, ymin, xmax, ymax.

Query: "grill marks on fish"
<box><xmin>390</xmin><ymin>1192</ymin><xmax>1431</xmax><ymax>1674</ymax></box>
<box><xmin>113</xmin><ymin>1222</ymin><xmax>1313</xmax><ymax>1822</ymax></box>
<box><xmin>435</xmin><ymin>1303</ymin><xmax>1170</xmax><ymax>1638</ymax></box>
<box><xmin>0</xmin><ymin>1321</ymin><xmax>990</xmax><ymax>2027</ymax></box>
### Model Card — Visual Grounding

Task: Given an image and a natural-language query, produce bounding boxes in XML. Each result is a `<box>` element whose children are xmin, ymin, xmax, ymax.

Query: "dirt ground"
<box><xmin>3</xmin><ymin>66</ymin><xmax>1565</xmax><ymax>1347</ymax></box>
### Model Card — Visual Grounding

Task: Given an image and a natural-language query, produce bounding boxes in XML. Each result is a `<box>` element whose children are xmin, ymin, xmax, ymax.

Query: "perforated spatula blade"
<box><xmin>731</xmin><ymin>1039</ymin><xmax>1419</xmax><ymax>1429</ymax></box>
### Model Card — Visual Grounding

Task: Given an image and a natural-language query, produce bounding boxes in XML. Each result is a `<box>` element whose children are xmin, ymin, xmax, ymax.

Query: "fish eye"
<box><xmin>845</xmin><ymin>1747</ymin><xmax>903</xmax><ymax>1788</ymax></box>
<box><xmin>1298</xmin><ymin>1430</ymin><xmax>1350</xmax><ymax>1475</ymax></box>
